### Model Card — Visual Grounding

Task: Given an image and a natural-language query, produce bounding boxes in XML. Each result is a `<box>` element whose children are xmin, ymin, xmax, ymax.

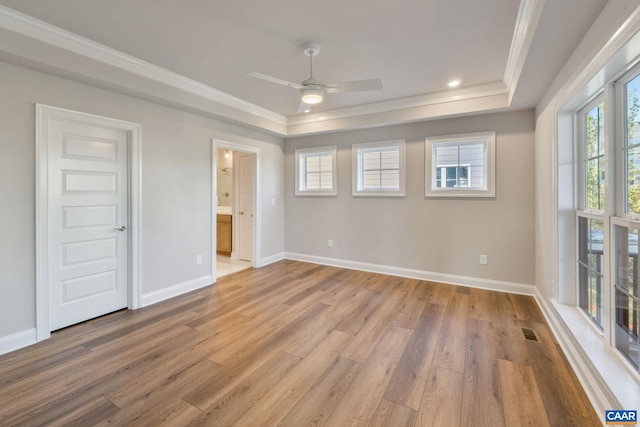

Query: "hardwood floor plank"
<box><xmin>208</xmin><ymin>300</ymin><xmax>328</xmax><ymax>367</ymax></box>
<box><xmin>498</xmin><ymin>359</ymin><xmax>551</xmax><ymax>427</ymax></box>
<box><xmin>384</xmin><ymin>303</ymin><xmax>445</xmax><ymax>410</ymax></box>
<box><xmin>277</xmin><ymin>356</ymin><xmax>361</xmax><ymax>427</ymax></box>
<box><xmin>105</xmin><ymin>357</ymin><xmax>223</xmax><ymax>409</ymax></box>
<box><xmin>416</xmin><ymin>365</ymin><xmax>464</xmax><ymax>427</ymax></box>
<box><xmin>323</xmin><ymin>325</ymin><xmax>413</xmax><ymax>426</ymax></box>
<box><xmin>283</xmin><ymin>291</ymin><xmax>370</xmax><ymax>358</ymax></box>
<box><xmin>281</xmin><ymin>267</ymin><xmax>347</xmax><ymax>305</ymax></box>
<box><xmin>46</xmin><ymin>396</ymin><xmax>120</xmax><ymax>427</ymax></box>
<box><xmin>522</xmin><ymin>323</ymin><xmax>600</xmax><ymax>427</ymax></box>
<box><xmin>460</xmin><ymin>318</ymin><xmax>506</xmax><ymax>427</ymax></box>
<box><xmin>0</xmin><ymin>344</ymin><xmax>90</xmax><ymax>388</ymax></box>
<box><xmin>392</xmin><ymin>279</ymin><xmax>431</xmax><ymax>330</ymax></box>
<box><xmin>318</xmin><ymin>269</ymin><xmax>375</xmax><ymax>306</ymax></box>
<box><xmin>335</xmin><ymin>278</ymin><xmax>388</xmax><ymax>335</ymax></box>
<box><xmin>432</xmin><ymin>292</ymin><xmax>469</xmax><ymax>373</ymax></box>
<box><xmin>370</xmin><ymin>399</ymin><xmax>417</xmax><ymax>427</ymax></box>
<box><xmin>130</xmin><ymin>398</ymin><xmax>202</xmax><ymax>427</ymax></box>
<box><xmin>185</xmin><ymin>351</ymin><xmax>301</xmax><ymax>426</ymax></box>
<box><xmin>423</xmin><ymin>281</ymin><xmax>454</xmax><ymax>306</ymax></box>
<box><xmin>183</xmin><ymin>303</ymin><xmax>328</xmax><ymax>410</ymax></box>
<box><xmin>468</xmin><ymin>288</ymin><xmax>516</xmax><ymax>323</ymax></box>
<box><xmin>231</xmin><ymin>330</ymin><xmax>353</xmax><ymax>426</ymax></box>
<box><xmin>0</xmin><ymin>261</ymin><xmax>602</xmax><ymax>426</ymax></box>
<box><xmin>340</xmin><ymin>297</ymin><xmax>402</xmax><ymax>363</ymax></box>
<box><xmin>508</xmin><ymin>293</ymin><xmax>546</xmax><ymax>324</ymax></box>
<box><xmin>3</xmin><ymin>325</ymin><xmax>200</xmax><ymax>425</ymax></box>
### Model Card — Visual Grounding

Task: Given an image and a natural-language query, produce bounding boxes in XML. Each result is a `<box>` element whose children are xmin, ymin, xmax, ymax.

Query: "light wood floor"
<box><xmin>0</xmin><ymin>261</ymin><xmax>600</xmax><ymax>426</ymax></box>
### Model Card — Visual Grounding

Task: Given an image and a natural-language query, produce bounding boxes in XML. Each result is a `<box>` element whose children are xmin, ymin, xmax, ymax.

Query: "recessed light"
<box><xmin>448</xmin><ymin>80</ymin><xmax>461</xmax><ymax>87</ymax></box>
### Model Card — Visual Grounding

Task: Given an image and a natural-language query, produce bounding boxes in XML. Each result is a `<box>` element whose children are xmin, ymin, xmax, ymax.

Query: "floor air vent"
<box><xmin>522</xmin><ymin>327</ymin><xmax>538</xmax><ymax>341</ymax></box>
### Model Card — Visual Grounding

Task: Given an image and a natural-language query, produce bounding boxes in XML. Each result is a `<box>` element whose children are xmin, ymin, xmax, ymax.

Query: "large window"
<box><xmin>352</xmin><ymin>140</ymin><xmax>405</xmax><ymax>197</ymax></box>
<box><xmin>425</xmin><ymin>131</ymin><xmax>495</xmax><ymax>198</ymax></box>
<box><xmin>572</xmin><ymin>69</ymin><xmax>640</xmax><ymax>373</ymax></box>
<box><xmin>295</xmin><ymin>146</ymin><xmax>337</xmax><ymax>196</ymax></box>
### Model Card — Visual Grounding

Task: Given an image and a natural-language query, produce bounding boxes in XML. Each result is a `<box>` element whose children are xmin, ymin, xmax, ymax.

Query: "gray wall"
<box><xmin>285</xmin><ymin>109</ymin><xmax>535</xmax><ymax>285</ymax></box>
<box><xmin>0</xmin><ymin>60</ymin><xmax>285</xmax><ymax>338</ymax></box>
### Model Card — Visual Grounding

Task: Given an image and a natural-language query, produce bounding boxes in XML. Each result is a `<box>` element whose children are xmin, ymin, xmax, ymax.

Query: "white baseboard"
<box><xmin>534</xmin><ymin>290</ymin><xmax>639</xmax><ymax>420</ymax></box>
<box><xmin>284</xmin><ymin>252</ymin><xmax>535</xmax><ymax>296</ymax></box>
<box><xmin>256</xmin><ymin>252</ymin><xmax>285</xmax><ymax>268</ymax></box>
<box><xmin>0</xmin><ymin>328</ymin><xmax>37</xmax><ymax>356</ymax></box>
<box><xmin>141</xmin><ymin>275</ymin><xmax>213</xmax><ymax>307</ymax></box>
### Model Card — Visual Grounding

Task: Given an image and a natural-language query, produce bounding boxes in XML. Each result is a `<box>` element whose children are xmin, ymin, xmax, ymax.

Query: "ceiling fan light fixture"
<box><xmin>301</xmin><ymin>89</ymin><xmax>324</xmax><ymax>104</ymax></box>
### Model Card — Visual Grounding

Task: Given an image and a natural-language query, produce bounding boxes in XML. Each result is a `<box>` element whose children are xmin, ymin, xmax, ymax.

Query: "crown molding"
<box><xmin>0</xmin><ymin>1</ymin><xmax>541</xmax><ymax>137</ymax></box>
<box><xmin>0</xmin><ymin>5</ymin><xmax>287</xmax><ymax>127</ymax></box>
<box><xmin>503</xmin><ymin>0</ymin><xmax>545</xmax><ymax>103</ymax></box>
<box><xmin>288</xmin><ymin>81</ymin><xmax>507</xmax><ymax>128</ymax></box>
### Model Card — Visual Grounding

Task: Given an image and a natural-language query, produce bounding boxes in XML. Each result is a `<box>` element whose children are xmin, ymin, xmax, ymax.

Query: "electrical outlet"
<box><xmin>196</xmin><ymin>254</ymin><xmax>202</xmax><ymax>265</ymax></box>
<box><xmin>480</xmin><ymin>254</ymin><xmax>488</xmax><ymax>265</ymax></box>
<box><xmin>328</xmin><ymin>239</ymin><xmax>333</xmax><ymax>248</ymax></box>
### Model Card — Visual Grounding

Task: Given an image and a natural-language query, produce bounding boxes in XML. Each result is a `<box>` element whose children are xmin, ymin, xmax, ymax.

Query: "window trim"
<box><xmin>351</xmin><ymin>139</ymin><xmax>406</xmax><ymax>197</ymax></box>
<box><xmin>294</xmin><ymin>145</ymin><xmax>337</xmax><ymax>196</ymax></box>
<box><xmin>425</xmin><ymin>131</ymin><xmax>496</xmax><ymax>198</ymax></box>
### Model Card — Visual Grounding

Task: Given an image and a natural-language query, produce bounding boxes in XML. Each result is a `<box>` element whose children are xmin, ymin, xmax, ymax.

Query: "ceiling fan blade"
<box><xmin>325</xmin><ymin>78</ymin><xmax>383</xmax><ymax>93</ymax></box>
<box><xmin>247</xmin><ymin>72</ymin><xmax>303</xmax><ymax>90</ymax></box>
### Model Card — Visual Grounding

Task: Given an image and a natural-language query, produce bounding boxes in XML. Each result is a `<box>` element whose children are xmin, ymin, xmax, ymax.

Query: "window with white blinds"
<box><xmin>352</xmin><ymin>140</ymin><xmax>405</xmax><ymax>196</ymax></box>
<box><xmin>295</xmin><ymin>146</ymin><xmax>337</xmax><ymax>196</ymax></box>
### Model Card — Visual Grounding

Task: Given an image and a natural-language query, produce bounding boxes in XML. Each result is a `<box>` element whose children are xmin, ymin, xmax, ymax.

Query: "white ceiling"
<box><xmin>0</xmin><ymin>0</ymin><xmax>606</xmax><ymax>136</ymax></box>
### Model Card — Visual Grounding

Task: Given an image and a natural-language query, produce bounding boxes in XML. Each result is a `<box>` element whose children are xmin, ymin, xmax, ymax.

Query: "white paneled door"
<box><xmin>47</xmin><ymin>115</ymin><xmax>129</xmax><ymax>331</ymax></box>
<box><xmin>238</xmin><ymin>153</ymin><xmax>254</xmax><ymax>262</ymax></box>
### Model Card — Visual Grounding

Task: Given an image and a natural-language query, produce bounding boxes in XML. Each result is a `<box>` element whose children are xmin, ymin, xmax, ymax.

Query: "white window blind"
<box><xmin>352</xmin><ymin>140</ymin><xmax>405</xmax><ymax>197</ymax></box>
<box><xmin>295</xmin><ymin>146</ymin><xmax>337</xmax><ymax>196</ymax></box>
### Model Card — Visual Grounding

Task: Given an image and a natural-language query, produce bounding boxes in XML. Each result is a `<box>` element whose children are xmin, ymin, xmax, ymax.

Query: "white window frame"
<box><xmin>425</xmin><ymin>131</ymin><xmax>496</xmax><ymax>198</ymax></box>
<box><xmin>352</xmin><ymin>139</ymin><xmax>405</xmax><ymax>197</ymax></box>
<box><xmin>295</xmin><ymin>146</ymin><xmax>337</xmax><ymax>196</ymax></box>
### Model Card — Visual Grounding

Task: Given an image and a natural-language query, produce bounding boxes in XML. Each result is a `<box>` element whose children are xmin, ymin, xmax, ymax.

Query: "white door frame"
<box><xmin>212</xmin><ymin>139</ymin><xmax>261</xmax><ymax>278</ymax></box>
<box><xmin>36</xmin><ymin>104</ymin><xmax>142</xmax><ymax>341</ymax></box>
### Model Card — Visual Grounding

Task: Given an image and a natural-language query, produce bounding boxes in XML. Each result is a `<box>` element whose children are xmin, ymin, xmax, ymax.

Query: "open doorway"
<box><xmin>213</xmin><ymin>141</ymin><xmax>258</xmax><ymax>279</ymax></box>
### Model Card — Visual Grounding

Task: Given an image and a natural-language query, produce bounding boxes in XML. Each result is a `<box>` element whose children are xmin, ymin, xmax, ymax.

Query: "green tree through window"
<box><xmin>585</xmin><ymin>101</ymin><xmax>605</xmax><ymax>210</ymax></box>
<box><xmin>626</xmin><ymin>79</ymin><xmax>640</xmax><ymax>215</ymax></box>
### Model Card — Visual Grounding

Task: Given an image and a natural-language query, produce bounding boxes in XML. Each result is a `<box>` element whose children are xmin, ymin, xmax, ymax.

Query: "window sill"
<box><xmin>295</xmin><ymin>192</ymin><xmax>337</xmax><ymax>197</ymax></box>
<box><xmin>352</xmin><ymin>192</ymin><xmax>405</xmax><ymax>198</ymax></box>
<box><xmin>550</xmin><ymin>299</ymin><xmax>640</xmax><ymax>411</ymax></box>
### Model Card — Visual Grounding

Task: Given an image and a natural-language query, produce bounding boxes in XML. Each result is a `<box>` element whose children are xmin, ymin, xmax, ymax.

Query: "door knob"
<box><xmin>114</xmin><ymin>225</ymin><xmax>127</xmax><ymax>231</ymax></box>
<box><xmin>240</xmin><ymin>211</ymin><xmax>244</xmax><ymax>215</ymax></box>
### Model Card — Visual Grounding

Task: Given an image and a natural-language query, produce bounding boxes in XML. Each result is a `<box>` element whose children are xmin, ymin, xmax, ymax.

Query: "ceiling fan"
<box><xmin>248</xmin><ymin>42</ymin><xmax>383</xmax><ymax>113</ymax></box>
